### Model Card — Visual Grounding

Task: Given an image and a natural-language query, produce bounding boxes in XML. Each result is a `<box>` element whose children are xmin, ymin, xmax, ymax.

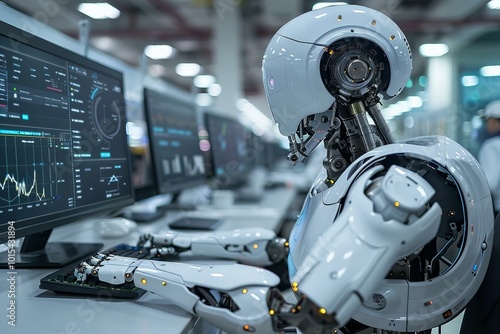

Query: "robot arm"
<box><xmin>276</xmin><ymin>165</ymin><xmax>441</xmax><ymax>331</ymax></box>
<box><xmin>75</xmin><ymin>164</ymin><xmax>440</xmax><ymax>334</ymax></box>
<box><xmin>136</xmin><ymin>228</ymin><xmax>289</xmax><ymax>266</ymax></box>
<box><xmin>75</xmin><ymin>254</ymin><xmax>280</xmax><ymax>333</ymax></box>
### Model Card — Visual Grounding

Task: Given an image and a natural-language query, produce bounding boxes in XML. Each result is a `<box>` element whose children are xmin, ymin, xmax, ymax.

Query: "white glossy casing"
<box><xmin>288</xmin><ymin>135</ymin><xmax>494</xmax><ymax>331</ymax></box>
<box><xmin>262</xmin><ymin>5</ymin><xmax>412</xmax><ymax>135</ymax></box>
<box><xmin>152</xmin><ymin>228</ymin><xmax>280</xmax><ymax>266</ymax></box>
<box><xmin>134</xmin><ymin>261</ymin><xmax>279</xmax><ymax>333</ymax></box>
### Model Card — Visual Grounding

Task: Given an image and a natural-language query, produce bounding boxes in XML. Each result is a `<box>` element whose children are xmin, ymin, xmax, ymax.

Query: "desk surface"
<box><xmin>0</xmin><ymin>186</ymin><xmax>299</xmax><ymax>333</ymax></box>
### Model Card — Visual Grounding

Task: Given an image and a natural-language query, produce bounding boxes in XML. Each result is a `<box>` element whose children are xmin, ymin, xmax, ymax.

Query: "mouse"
<box><xmin>96</xmin><ymin>217</ymin><xmax>137</xmax><ymax>238</ymax></box>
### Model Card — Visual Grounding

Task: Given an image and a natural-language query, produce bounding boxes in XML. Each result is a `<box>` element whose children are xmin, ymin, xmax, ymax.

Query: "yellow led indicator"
<box><xmin>253</xmin><ymin>244</ymin><xmax>258</xmax><ymax>249</ymax></box>
<box><xmin>242</xmin><ymin>288</ymin><xmax>248</xmax><ymax>294</ymax></box>
<box><xmin>269</xmin><ymin>309</ymin><xmax>275</xmax><ymax>315</ymax></box>
<box><xmin>161</xmin><ymin>281</ymin><xmax>167</xmax><ymax>286</ymax></box>
<box><xmin>394</xmin><ymin>201</ymin><xmax>400</xmax><ymax>207</ymax></box>
<box><xmin>284</xmin><ymin>242</ymin><xmax>289</xmax><ymax>247</ymax></box>
<box><xmin>141</xmin><ymin>278</ymin><xmax>147</xmax><ymax>285</ymax></box>
<box><xmin>319</xmin><ymin>308</ymin><xmax>327</xmax><ymax>315</ymax></box>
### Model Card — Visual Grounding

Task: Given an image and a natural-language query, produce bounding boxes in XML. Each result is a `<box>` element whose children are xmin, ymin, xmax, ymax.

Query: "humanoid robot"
<box><xmin>75</xmin><ymin>5</ymin><xmax>494</xmax><ymax>334</ymax></box>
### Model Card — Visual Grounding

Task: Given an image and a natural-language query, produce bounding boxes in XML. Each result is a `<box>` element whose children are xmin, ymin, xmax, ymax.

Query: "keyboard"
<box><xmin>39</xmin><ymin>243</ymin><xmax>175</xmax><ymax>299</ymax></box>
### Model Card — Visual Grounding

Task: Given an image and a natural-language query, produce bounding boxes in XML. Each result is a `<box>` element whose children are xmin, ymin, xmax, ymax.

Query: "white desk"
<box><xmin>0</xmin><ymin>186</ymin><xmax>299</xmax><ymax>334</ymax></box>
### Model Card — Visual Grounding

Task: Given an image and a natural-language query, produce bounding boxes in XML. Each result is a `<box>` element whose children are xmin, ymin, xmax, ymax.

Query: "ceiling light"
<box><xmin>395</xmin><ymin>100</ymin><xmax>411</xmax><ymax>113</ymax></box>
<box><xmin>193</xmin><ymin>75</ymin><xmax>215</xmax><ymax>88</ymax></box>
<box><xmin>461</xmin><ymin>75</ymin><xmax>479</xmax><ymax>87</ymax></box>
<box><xmin>487</xmin><ymin>0</ymin><xmax>500</xmax><ymax>9</ymax></box>
<box><xmin>92</xmin><ymin>37</ymin><xmax>115</xmax><ymax>51</ymax></box>
<box><xmin>207</xmin><ymin>83</ymin><xmax>222</xmax><ymax>97</ymax></box>
<box><xmin>419</xmin><ymin>43</ymin><xmax>449</xmax><ymax>57</ymax></box>
<box><xmin>175</xmin><ymin>63</ymin><xmax>202</xmax><ymax>77</ymax></box>
<box><xmin>144</xmin><ymin>45</ymin><xmax>175</xmax><ymax>60</ymax></box>
<box><xmin>78</xmin><ymin>3</ymin><xmax>120</xmax><ymax>19</ymax></box>
<box><xmin>480</xmin><ymin>65</ymin><xmax>500</xmax><ymax>77</ymax></box>
<box><xmin>312</xmin><ymin>2</ymin><xmax>348</xmax><ymax>10</ymax></box>
<box><xmin>406</xmin><ymin>96</ymin><xmax>423</xmax><ymax>108</ymax></box>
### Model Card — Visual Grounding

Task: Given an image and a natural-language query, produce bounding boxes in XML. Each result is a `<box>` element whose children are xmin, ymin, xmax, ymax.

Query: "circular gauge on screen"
<box><xmin>92</xmin><ymin>89</ymin><xmax>121</xmax><ymax>140</ymax></box>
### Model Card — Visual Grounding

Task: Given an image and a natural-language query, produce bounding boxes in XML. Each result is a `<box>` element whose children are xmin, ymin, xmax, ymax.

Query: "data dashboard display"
<box><xmin>204</xmin><ymin>113</ymin><xmax>253</xmax><ymax>187</ymax></box>
<box><xmin>0</xmin><ymin>31</ymin><xmax>133</xmax><ymax>229</ymax></box>
<box><xmin>144</xmin><ymin>88</ymin><xmax>205</xmax><ymax>194</ymax></box>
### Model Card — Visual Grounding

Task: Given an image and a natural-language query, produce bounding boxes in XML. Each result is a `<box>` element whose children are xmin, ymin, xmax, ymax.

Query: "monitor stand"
<box><xmin>0</xmin><ymin>230</ymin><xmax>102</xmax><ymax>269</ymax></box>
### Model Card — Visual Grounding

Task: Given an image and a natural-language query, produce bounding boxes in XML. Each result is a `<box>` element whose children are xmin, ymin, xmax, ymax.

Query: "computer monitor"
<box><xmin>143</xmin><ymin>88</ymin><xmax>206</xmax><ymax>197</ymax></box>
<box><xmin>126</xmin><ymin>100</ymin><xmax>158</xmax><ymax>202</ymax></box>
<box><xmin>204</xmin><ymin>113</ymin><xmax>254</xmax><ymax>189</ymax></box>
<box><xmin>263</xmin><ymin>140</ymin><xmax>289</xmax><ymax>170</ymax></box>
<box><xmin>0</xmin><ymin>21</ymin><xmax>134</xmax><ymax>267</ymax></box>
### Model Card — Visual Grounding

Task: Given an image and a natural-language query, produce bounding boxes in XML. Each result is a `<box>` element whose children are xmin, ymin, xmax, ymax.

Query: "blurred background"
<box><xmin>4</xmin><ymin>0</ymin><xmax>500</xmax><ymax>156</ymax></box>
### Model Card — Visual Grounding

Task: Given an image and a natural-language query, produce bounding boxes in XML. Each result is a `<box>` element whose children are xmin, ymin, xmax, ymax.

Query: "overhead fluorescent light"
<box><xmin>207</xmin><ymin>83</ymin><xmax>222</xmax><ymax>97</ymax></box>
<box><xmin>395</xmin><ymin>100</ymin><xmax>411</xmax><ymax>113</ymax></box>
<box><xmin>419</xmin><ymin>43</ymin><xmax>449</xmax><ymax>57</ymax></box>
<box><xmin>406</xmin><ymin>96</ymin><xmax>423</xmax><ymax>108</ymax></box>
<box><xmin>461</xmin><ymin>75</ymin><xmax>479</xmax><ymax>87</ymax></box>
<box><xmin>480</xmin><ymin>65</ymin><xmax>500</xmax><ymax>77</ymax></box>
<box><xmin>175</xmin><ymin>63</ymin><xmax>202</xmax><ymax>77</ymax></box>
<box><xmin>193</xmin><ymin>75</ymin><xmax>215</xmax><ymax>88</ymax></box>
<box><xmin>78</xmin><ymin>3</ymin><xmax>120</xmax><ymax>19</ymax></box>
<box><xmin>312</xmin><ymin>2</ymin><xmax>348</xmax><ymax>10</ymax></box>
<box><xmin>487</xmin><ymin>0</ymin><xmax>500</xmax><ymax>9</ymax></box>
<box><xmin>144</xmin><ymin>45</ymin><xmax>176</xmax><ymax>60</ymax></box>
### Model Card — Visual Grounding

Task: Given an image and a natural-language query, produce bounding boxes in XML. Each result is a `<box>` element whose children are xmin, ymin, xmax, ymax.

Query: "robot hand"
<box><xmin>136</xmin><ymin>228</ymin><xmax>289</xmax><ymax>266</ymax></box>
<box><xmin>75</xmin><ymin>253</ymin><xmax>282</xmax><ymax>333</ymax></box>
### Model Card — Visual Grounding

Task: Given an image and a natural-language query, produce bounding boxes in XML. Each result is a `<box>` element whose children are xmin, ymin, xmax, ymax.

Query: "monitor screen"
<box><xmin>262</xmin><ymin>140</ymin><xmax>288</xmax><ymax>170</ymax></box>
<box><xmin>143</xmin><ymin>88</ymin><xmax>206</xmax><ymax>195</ymax></box>
<box><xmin>204</xmin><ymin>113</ymin><xmax>254</xmax><ymax>188</ymax></box>
<box><xmin>126</xmin><ymin>100</ymin><xmax>157</xmax><ymax>201</ymax></box>
<box><xmin>0</xmin><ymin>21</ymin><xmax>134</xmax><ymax>267</ymax></box>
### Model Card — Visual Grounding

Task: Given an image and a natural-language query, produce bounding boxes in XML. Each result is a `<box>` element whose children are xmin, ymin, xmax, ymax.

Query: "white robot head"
<box><xmin>262</xmin><ymin>5</ymin><xmax>412</xmax><ymax>169</ymax></box>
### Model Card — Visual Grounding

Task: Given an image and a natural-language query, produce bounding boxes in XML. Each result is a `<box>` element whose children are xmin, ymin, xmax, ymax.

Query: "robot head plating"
<box><xmin>262</xmin><ymin>5</ymin><xmax>412</xmax><ymax>166</ymax></box>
